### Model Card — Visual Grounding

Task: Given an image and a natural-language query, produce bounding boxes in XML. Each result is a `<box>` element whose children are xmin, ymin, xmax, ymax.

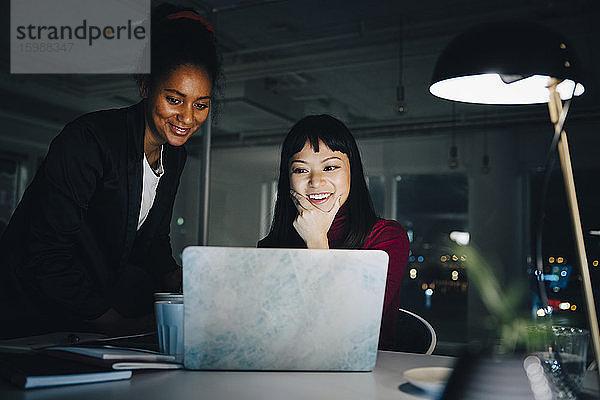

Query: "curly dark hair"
<box><xmin>134</xmin><ymin>3</ymin><xmax>223</xmax><ymax>115</ymax></box>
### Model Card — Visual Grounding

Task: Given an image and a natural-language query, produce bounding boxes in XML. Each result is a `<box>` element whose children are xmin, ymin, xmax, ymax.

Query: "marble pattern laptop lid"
<box><xmin>182</xmin><ymin>246</ymin><xmax>388</xmax><ymax>371</ymax></box>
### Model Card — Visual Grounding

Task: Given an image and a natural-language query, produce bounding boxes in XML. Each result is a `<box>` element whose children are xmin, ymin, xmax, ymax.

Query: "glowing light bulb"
<box><xmin>449</xmin><ymin>231</ymin><xmax>470</xmax><ymax>245</ymax></box>
<box><xmin>537</xmin><ymin>308</ymin><xmax>546</xmax><ymax>317</ymax></box>
<box><xmin>451</xmin><ymin>270</ymin><xmax>459</xmax><ymax>281</ymax></box>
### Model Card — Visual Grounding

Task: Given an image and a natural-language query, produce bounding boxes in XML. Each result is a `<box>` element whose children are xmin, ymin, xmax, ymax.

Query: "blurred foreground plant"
<box><xmin>454</xmin><ymin>244</ymin><xmax>589</xmax><ymax>398</ymax></box>
<box><xmin>452</xmin><ymin>243</ymin><xmax>546</xmax><ymax>353</ymax></box>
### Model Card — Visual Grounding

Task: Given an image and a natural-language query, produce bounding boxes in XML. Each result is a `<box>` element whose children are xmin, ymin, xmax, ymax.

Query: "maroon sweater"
<box><xmin>326</xmin><ymin>207</ymin><xmax>410</xmax><ymax>349</ymax></box>
<box><xmin>259</xmin><ymin>205</ymin><xmax>410</xmax><ymax>349</ymax></box>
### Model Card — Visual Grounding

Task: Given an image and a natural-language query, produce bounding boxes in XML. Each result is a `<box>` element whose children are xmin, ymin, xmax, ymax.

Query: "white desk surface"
<box><xmin>0</xmin><ymin>351</ymin><xmax>454</xmax><ymax>400</ymax></box>
<box><xmin>2</xmin><ymin>350</ymin><xmax>598</xmax><ymax>400</ymax></box>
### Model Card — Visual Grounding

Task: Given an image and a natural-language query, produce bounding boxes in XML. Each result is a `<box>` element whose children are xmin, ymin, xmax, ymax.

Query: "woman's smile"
<box><xmin>307</xmin><ymin>192</ymin><xmax>333</xmax><ymax>206</ymax></box>
<box><xmin>169</xmin><ymin>122</ymin><xmax>192</xmax><ymax>136</ymax></box>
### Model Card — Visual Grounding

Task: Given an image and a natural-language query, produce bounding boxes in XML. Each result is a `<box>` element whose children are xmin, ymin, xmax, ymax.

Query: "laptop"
<box><xmin>181</xmin><ymin>246</ymin><xmax>389</xmax><ymax>371</ymax></box>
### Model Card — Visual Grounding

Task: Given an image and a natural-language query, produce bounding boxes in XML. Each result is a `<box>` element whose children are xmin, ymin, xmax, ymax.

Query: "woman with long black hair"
<box><xmin>259</xmin><ymin>114</ymin><xmax>410</xmax><ymax>349</ymax></box>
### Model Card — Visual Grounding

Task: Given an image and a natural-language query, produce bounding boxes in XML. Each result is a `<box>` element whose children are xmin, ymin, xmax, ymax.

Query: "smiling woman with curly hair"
<box><xmin>0</xmin><ymin>3</ymin><xmax>223</xmax><ymax>337</ymax></box>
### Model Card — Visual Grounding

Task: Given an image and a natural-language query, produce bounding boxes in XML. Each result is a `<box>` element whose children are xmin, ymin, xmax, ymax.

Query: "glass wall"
<box><xmin>0</xmin><ymin>155</ymin><xmax>24</xmax><ymax>235</ymax></box>
<box><xmin>529</xmin><ymin>168</ymin><xmax>600</xmax><ymax>327</ymax></box>
<box><xmin>394</xmin><ymin>173</ymin><xmax>469</xmax><ymax>351</ymax></box>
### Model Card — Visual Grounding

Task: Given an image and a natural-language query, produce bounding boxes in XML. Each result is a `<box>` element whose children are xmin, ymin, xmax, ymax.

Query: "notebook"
<box><xmin>181</xmin><ymin>246</ymin><xmax>389</xmax><ymax>371</ymax></box>
<box><xmin>0</xmin><ymin>351</ymin><xmax>131</xmax><ymax>389</ymax></box>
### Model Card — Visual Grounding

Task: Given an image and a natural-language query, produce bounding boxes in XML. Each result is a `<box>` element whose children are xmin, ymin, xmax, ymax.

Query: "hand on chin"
<box><xmin>291</xmin><ymin>190</ymin><xmax>342</xmax><ymax>249</ymax></box>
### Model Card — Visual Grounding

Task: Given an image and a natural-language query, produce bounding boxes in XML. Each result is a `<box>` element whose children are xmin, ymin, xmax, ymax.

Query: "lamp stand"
<box><xmin>547</xmin><ymin>80</ymin><xmax>600</xmax><ymax>378</ymax></box>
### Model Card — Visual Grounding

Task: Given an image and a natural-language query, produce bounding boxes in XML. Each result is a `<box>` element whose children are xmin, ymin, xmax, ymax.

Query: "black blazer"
<box><xmin>0</xmin><ymin>101</ymin><xmax>186</xmax><ymax>329</ymax></box>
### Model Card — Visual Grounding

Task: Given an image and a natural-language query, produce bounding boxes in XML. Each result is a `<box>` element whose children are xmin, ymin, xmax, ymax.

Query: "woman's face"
<box><xmin>289</xmin><ymin>140</ymin><xmax>351</xmax><ymax>210</ymax></box>
<box><xmin>144</xmin><ymin>64</ymin><xmax>212</xmax><ymax>147</ymax></box>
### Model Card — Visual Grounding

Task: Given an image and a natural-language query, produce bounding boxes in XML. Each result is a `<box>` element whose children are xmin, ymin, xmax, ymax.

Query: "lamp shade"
<box><xmin>430</xmin><ymin>21</ymin><xmax>585</xmax><ymax>104</ymax></box>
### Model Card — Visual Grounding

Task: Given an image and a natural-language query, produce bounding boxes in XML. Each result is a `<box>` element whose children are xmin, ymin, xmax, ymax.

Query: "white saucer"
<box><xmin>403</xmin><ymin>367</ymin><xmax>453</xmax><ymax>393</ymax></box>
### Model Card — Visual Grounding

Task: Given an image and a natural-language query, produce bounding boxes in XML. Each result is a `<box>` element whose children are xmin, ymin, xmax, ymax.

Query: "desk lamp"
<box><xmin>429</xmin><ymin>20</ymin><xmax>599</xmax><ymax>377</ymax></box>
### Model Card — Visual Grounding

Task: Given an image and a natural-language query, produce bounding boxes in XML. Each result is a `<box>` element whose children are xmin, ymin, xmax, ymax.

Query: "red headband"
<box><xmin>166</xmin><ymin>11</ymin><xmax>214</xmax><ymax>33</ymax></box>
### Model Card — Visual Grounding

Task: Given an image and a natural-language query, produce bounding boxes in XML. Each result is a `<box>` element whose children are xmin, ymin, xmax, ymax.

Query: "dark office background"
<box><xmin>1</xmin><ymin>0</ymin><xmax>599</xmax><ymax>354</ymax></box>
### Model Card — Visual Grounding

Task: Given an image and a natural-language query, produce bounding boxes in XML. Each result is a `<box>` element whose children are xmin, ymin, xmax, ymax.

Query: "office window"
<box><xmin>395</xmin><ymin>174</ymin><xmax>469</xmax><ymax>351</ymax></box>
<box><xmin>366</xmin><ymin>175</ymin><xmax>385</xmax><ymax>216</ymax></box>
<box><xmin>259</xmin><ymin>180</ymin><xmax>277</xmax><ymax>240</ymax></box>
<box><xmin>529</xmin><ymin>169</ymin><xmax>600</xmax><ymax>326</ymax></box>
<box><xmin>0</xmin><ymin>156</ymin><xmax>24</xmax><ymax>234</ymax></box>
